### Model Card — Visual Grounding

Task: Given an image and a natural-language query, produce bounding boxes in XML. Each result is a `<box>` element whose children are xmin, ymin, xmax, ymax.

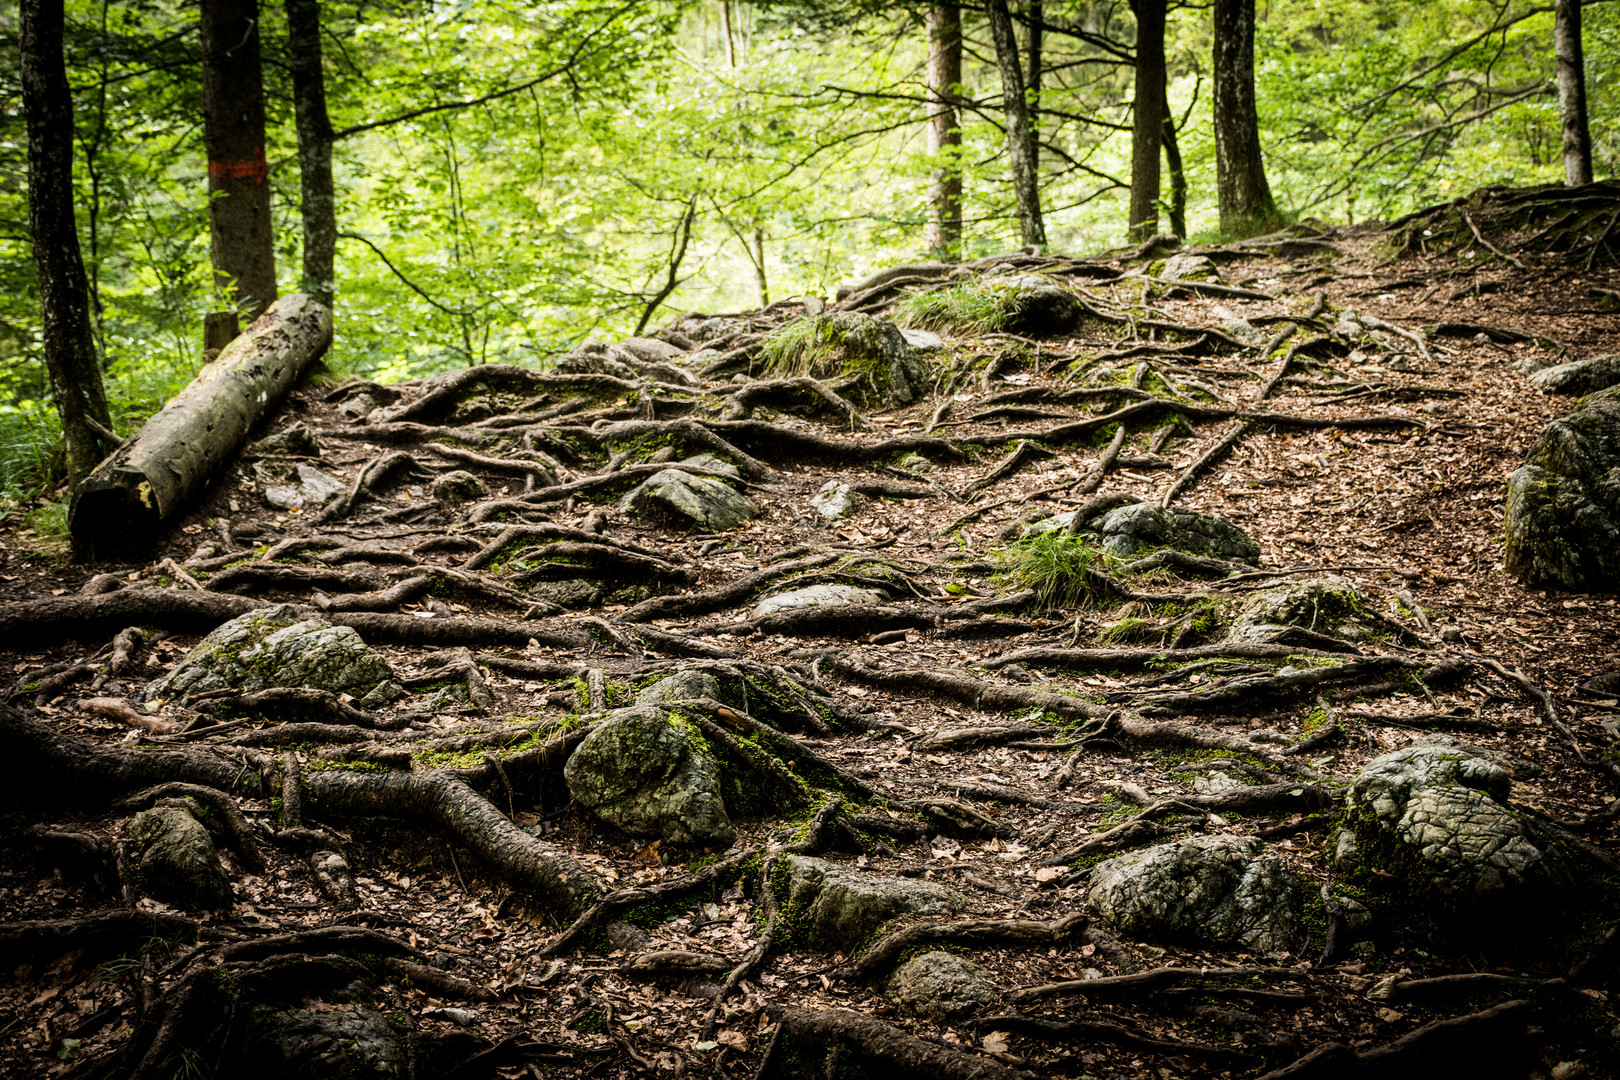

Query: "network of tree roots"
<box><xmin>2</xmin><ymin>184</ymin><xmax>1619</xmax><ymax>1080</ymax></box>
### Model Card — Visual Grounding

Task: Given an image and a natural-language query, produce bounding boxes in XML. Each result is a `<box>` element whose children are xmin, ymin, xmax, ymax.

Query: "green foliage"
<box><xmin>892</xmin><ymin>280</ymin><xmax>1012</xmax><ymax>334</ymax></box>
<box><xmin>1003</xmin><ymin>530</ymin><xmax>1121</xmax><ymax>609</ymax></box>
<box><xmin>759</xmin><ymin>315</ymin><xmax>843</xmax><ymax>378</ymax></box>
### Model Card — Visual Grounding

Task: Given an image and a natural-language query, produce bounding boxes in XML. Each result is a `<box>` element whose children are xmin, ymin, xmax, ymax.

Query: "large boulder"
<box><xmin>1504</xmin><ymin>385</ymin><xmax>1620</xmax><ymax>590</ymax></box>
<box><xmin>886</xmin><ymin>951</ymin><xmax>998</xmax><ymax>1021</ymax></box>
<box><xmin>621</xmin><ymin>469</ymin><xmax>759</xmax><ymax>532</ymax></box>
<box><xmin>997</xmin><ymin>276</ymin><xmax>1081</xmax><ymax>337</ymax></box>
<box><xmin>130</xmin><ymin>803</ymin><xmax>234</xmax><ymax>910</ymax></box>
<box><xmin>1334</xmin><ymin>737</ymin><xmax>1571</xmax><ymax>916</ymax></box>
<box><xmin>753</xmin><ymin>584</ymin><xmax>886</xmax><ymax>620</ymax></box>
<box><xmin>563</xmin><ymin>706</ymin><xmax>735</xmax><ymax>846</ymax></box>
<box><xmin>766</xmin><ymin>312</ymin><xmax>933</xmax><ymax>409</ymax></box>
<box><xmin>1088</xmin><ymin>835</ymin><xmax>1303</xmax><ymax>953</ymax></box>
<box><xmin>779</xmin><ymin>856</ymin><xmax>963</xmax><ymax>953</ymax></box>
<box><xmin>1030</xmin><ymin>501</ymin><xmax>1260</xmax><ymax>564</ymax></box>
<box><xmin>635</xmin><ymin>670</ymin><xmax>723</xmax><ymax>707</ymax></box>
<box><xmin>1528</xmin><ymin>354</ymin><xmax>1620</xmax><ymax>395</ymax></box>
<box><xmin>1225</xmin><ymin>576</ymin><xmax>1377</xmax><ymax>644</ymax></box>
<box><xmin>245</xmin><ymin>1006</ymin><xmax>407</xmax><ymax>1080</ymax></box>
<box><xmin>145</xmin><ymin>605</ymin><xmax>402</xmax><ymax>707</ymax></box>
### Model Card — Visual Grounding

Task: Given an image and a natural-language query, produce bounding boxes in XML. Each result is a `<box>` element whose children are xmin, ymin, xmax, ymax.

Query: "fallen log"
<box><xmin>71</xmin><ymin>294</ymin><xmax>332</xmax><ymax>553</ymax></box>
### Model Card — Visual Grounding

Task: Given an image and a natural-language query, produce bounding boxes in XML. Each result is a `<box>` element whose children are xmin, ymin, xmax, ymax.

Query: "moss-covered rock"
<box><xmin>430</xmin><ymin>469</ymin><xmax>488</xmax><ymax>505</ymax></box>
<box><xmin>130</xmin><ymin>803</ymin><xmax>234</xmax><ymax>910</ymax></box>
<box><xmin>1225</xmin><ymin>576</ymin><xmax>1375</xmax><ymax>644</ymax></box>
<box><xmin>1528</xmin><ymin>354</ymin><xmax>1620</xmax><ymax>395</ymax></box>
<box><xmin>1334</xmin><ymin>737</ymin><xmax>1571</xmax><ymax>917</ymax></box>
<box><xmin>1088</xmin><ymin>835</ymin><xmax>1302</xmax><ymax>954</ymax></box>
<box><xmin>621</xmin><ymin>468</ymin><xmax>759</xmax><ymax>532</ymax></box>
<box><xmin>1504</xmin><ymin>385</ymin><xmax>1620</xmax><ymax>590</ymax></box>
<box><xmin>563</xmin><ymin>705</ymin><xmax>735</xmax><ymax>846</ymax></box>
<box><xmin>145</xmin><ymin>604</ymin><xmax>402</xmax><ymax>707</ymax></box>
<box><xmin>885</xmin><ymin>951</ymin><xmax>998</xmax><ymax>1020</ymax></box>
<box><xmin>245</xmin><ymin>1005</ymin><xmax>407</xmax><ymax>1080</ymax></box>
<box><xmin>778</xmin><ymin>855</ymin><xmax>962</xmax><ymax>953</ymax></box>
<box><xmin>1028</xmin><ymin>500</ymin><xmax>1259</xmax><ymax>563</ymax></box>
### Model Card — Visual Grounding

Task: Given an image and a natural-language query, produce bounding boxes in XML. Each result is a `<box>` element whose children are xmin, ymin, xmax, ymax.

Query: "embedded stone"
<box><xmin>1529</xmin><ymin>354</ymin><xmax>1620</xmax><ymax>395</ymax></box>
<box><xmin>1028</xmin><ymin>501</ymin><xmax>1259</xmax><ymax>564</ymax></box>
<box><xmin>886</xmin><ymin>951</ymin><xmax>998</xmax><ymax>1020</ymax></box>
<box><xmin>635</xmin><ymin>670</ymin><xmax>723</xmax><ymax>706</ymax></box>
<box><xmin>779</xmin><ymin>855</ymin><xmax>962</xmax><ymax>953</ymax></box>
<box><xmin>753</xmin><ymin>584</ymin><xmax>886</xmax><ymax>620</ymax></box>
<box><xmin>130</xmin><ymin>803</ymin><xmax>233</xmax><ymax>910</ymax></box>
<box><xmin>621</xmin><ymin>469</ymin><xmax>759</xmax><ymax>532</ymax></box>
<box><xmin>1225</xmin><ymin>576</ymin><xmax>1375</xmax><ymax>644</ymax></box>
<box><xmin>264</xmin><ymin>464</ymin><xmax>346</xmax><ymax>511</ymax></box>
<box><xmin>430</xmin><ymin>470</ymin><xmax>488</xmax><ymax>505</ymax></box>
<box><xmin>1160</xmin><ymin>253</ymin><xmax>1220</xmax><ymax>282</ymax></box>
<box><xmin>810</xmin><ymin>480</ymin><xmax>861</xmax><ymax>520</ymax></box>
<box><xmin>564</xmin><ymin>706</ymin><xmax>735</xmax><ymax>846</ymax></box>
<box><xmin>246</xmin><ymin>1006</ymin><xmax>407</xmax><ymax>1080</ymax></box>
<box><xmin>1504</xmin><ymin>385</ymin><xmax>1620</xmax><ymax>590</ymax></box>
<box><xmin>1088</xmin><ymin>835</ymin><xmax>1303</xmax><ymax>953</ymax></box>
<box><xmin>250</xmin><ymin>422</ymin><xmax>321</xmax><ymax>457</ymax></box>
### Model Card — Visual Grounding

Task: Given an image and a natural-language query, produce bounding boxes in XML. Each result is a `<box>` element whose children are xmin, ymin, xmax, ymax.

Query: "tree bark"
<box><xmin>1556</xmin><ymin>0</ymin><xmax>1593</xmax><ymax>187</ymax></box>
<box><xmin>1129</xmin><ymin>0</ymin><xmax>1166</xmax><ymax>242</ymax></box>
<box><xmin>1162</xmin><ymin>89</ymin><xmax>1187</xmax><ymax>237</ymax></box>
<box><xmin>1213</xmin><ymin>0</ymin><xmax>1278</xmax><ymax>238</ymax></box>
<box><xmin>1026</xmin><ymin>1</ymin><xmax>1043</xmax><ymax>179</ymax></box>
<box><xmin>986</xmin><ymin>0</ymin><xmax>1046</xmax><ymax>248</ymax></box>
<box><xmin>286</xmin><ymin>0</ymin><xmax>337</xmax><ymax>305</ymax></box>
<box><xmin>201</xmin><ymin>0</ymin><xmax>277</xmax><ymax>317</ymax></box>
<box><xmin>20</xmin><ymin>0</ymin><xmax>116</xmax><ymax>488</ymax></box>
<box><xmin>924</xmin><ymin>4</ymin><xmax>964</xmax><ymax>257</ymax></box>
<box><xmin>71</xmin><ymin>295</ymin><xmax>332</xmax><ymax>553</ymax></box>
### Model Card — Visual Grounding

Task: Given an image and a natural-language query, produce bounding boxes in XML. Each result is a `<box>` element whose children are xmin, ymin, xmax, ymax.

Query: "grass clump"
<box><xmin>892</xmin><ymin>280</ymin><xmax>1011</xmax><ymax>334</ymax></box>
<box><xmin>1002</xmin><ymin>530</ymin><xmax>1122</xmax><ymax>608</ymax></box>
<box><xmin>759</xmin><ymin>315</ymin><xmax>843</xmax><ymax>378</ymax></box>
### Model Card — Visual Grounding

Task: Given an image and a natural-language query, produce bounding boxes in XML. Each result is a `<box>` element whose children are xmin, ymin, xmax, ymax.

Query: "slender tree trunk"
<box><xmin>751</xmin><ymin>225</ymin><xmax>769</xmax><ymax>307</ymax></box>
<box><xmin>1162</xmin><ymin>90</ymin><xmax>1187</xmax><ymax>238</ymax></box>
<box><xmin>1212</xmin><ymin>0</ymin><xmax>1278</xmax><ymax>238</ymax></box>
<box><xmin>1026</xmin><ymin>1</ymin><xmax>1043</xmax><ymax>179</ymax></box>
<box><xmin>1129</xmin><ymin>0</ymin><xmax>1166</xmax><ymax>242</ymax></box>
<box><xmin>20</xmin><ymin>0</ymin><xmax>115</xmax><ymax>488</ymax></box>
<box><xmin>924</xmin><ymin>4</ymin><xmax>964</xmax><ymax>257</ymax></box>
<box><xmin>1556</xmin><ymin>0</ymin><xmax>1593</xmax><ymax>187</ymax></box>
<box><xmin>201</xmin><ymin>0</ymin><xmax>277</xmax><ymax>317</ymax></box>
<box><xmin>986</xmin><ymin>0</ymin><xmax>1046</xmax><ymax>249</ymax></box>
<box><xmin>720</xmin><ymin>1</ymin><xmax>736</xmax><ymax>68</ymax></box>
<box><xmin>286</xmin><ymin>0</ymin><xmax>336</xmax><ymax>306</ymax></box>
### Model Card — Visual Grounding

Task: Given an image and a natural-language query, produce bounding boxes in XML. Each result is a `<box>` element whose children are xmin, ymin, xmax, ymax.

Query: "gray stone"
<box><xmin>1529</xmin><ymin>354</ymin><xmax>1620</xmax><ymax>395</ymax></box>
<box><xmin>1088</xmin><ymin>835</ymin><xmax>1302</xmax><ymax>953</ymax></box>
<box><xmin>1225</xmin><ymin>576</ymin><xmax>1375</xmax><ymax>644</ymax></box>
<box><xmin>999</xmin><ymin>276</ymin><xmax>1081</xmax><ymax>337</ymax></box>
<box><xmin>753</xmin><ymin>584</ymin><xmax>886</xmax><ymax>620</ymax></box>
<box><xmin>146</xmin><ymin>604</ymin><xmax>402</xmax><ymax>706</ymax></box>
<box><xmin>1504</xmin><ymin>386</ymin><xmax>1620</xmax><ymax>590</ymax></box>
<box><xmin>430</xmin><ymin>470</ymin><xmax>488</xmax><ymax>505</ymax></box>
<box><xmin>1336</xmin><ymin>737</ymin><xmax>1570</xmax><ymax>914</ymax></box>
<box><xmin>776</xmin><ymin>312</ymin><xmax>934</xmax><ymax>410</ymax></box>
<box><xmin>898</xmin><ymin>328</ymin><xmax>945</xmax><ymax>349</ymax></box>
<box><xmin>1030</xmin><ymin>501</ymin><xmax>1259</xmax><ymax>564</ymax></box>
<box><xmin>678</xmin><ymin>453</ymin><xmax>740</xmax><ymax>479</ymax></box>
<box><xmin>264</xmin><ymin>464</ymin><xmax>346</xmax><ymax>511</ymax></box>
<box><xmin>779</xmin><ymin>855</ymin><xmax>962</xmax><ymax>952</ymax></box>
<box><xmin>521</xmin><ymin>577</ymin><xmax>654</xmax><ymax>609</ymax></box>
<box><xmin>248</xmin><ymin>1006</ymin><xmax>407</xmax><ymax>1080</ymax></box>
<box><xmin>564</xmin><ymin>706</ymin><xmax>735</xmax><ymax>846</ymax></box>
<box><xmin>621</xmin><ymin>469</ymin><xmax>759</xmax><ymax>532</ymax></box>
<box><xmin>898</xmin><ymin>454</ymin><xmax>936</xmax><ymax>473</ymax></box>
<box><xmin>250</xmin><ymin>423</ymin><xmax>320</xmax><ymax>457</ymax></box>
<box><xmin>555</xmin><ymin>339</ymin><xmax>637</xmax><ymax>380</ymax></box>
<box><xmin>1160</xmin><ymin>253</ymin><xmax>1220</xmax><ymax>282</ymax></box>
<box><xmin>1223</xmin><ymin>319</ymin><xmax>1266</xmax><ymax>348</ymax></box>
<box><xmin>130</xmin><ymin>804</ymin><xmax>233</xmax><ymax>910</ymax></box>
<box><xmin>810</xmin><ymin>480</ymin><xmax>861</xmax><ymax>520</ymax></box>
<box><xmin>886</xmin><ymin>951</ymin><xmax>998</xmax><ymax>1020</ymax></box>
<box><xmin>617</xmin><ymin>337</ymin><xmax>686</xmax><ymax>365</ymax></box>
<box><xmin>635</xmin><ymin>670</ymin><xmax>723</xmax><ymax>706</ymax></box>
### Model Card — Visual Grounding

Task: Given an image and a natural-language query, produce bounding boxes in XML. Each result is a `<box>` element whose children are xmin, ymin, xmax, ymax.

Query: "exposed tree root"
<box><xmin>755</xmin><ymin>1005</ymin><xmax>1031</xmax><ymax>1080</ymax></box>
<box><xmin>977</xmin><ymin>1012</ymin><xmax>1256</xmax><ymax>1068</ymax></box>
<box><xmin>0</xmin><ymin>588</ymin><xmax>265</xmax><ymax>644</ymax></box>
<box><xmin>838</xmin><ymin>913</ymin><xmax>1085</xmax><ymax>983</ymax></box>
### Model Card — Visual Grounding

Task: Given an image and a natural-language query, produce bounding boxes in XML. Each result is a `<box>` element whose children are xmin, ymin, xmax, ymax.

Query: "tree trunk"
<box><xmin>1556</xmin><ymin>0</ymin><xmax>1593</xmax><ymax>187</ymax></box>
<box><xmin>1026</xmin><ymin>1</ymin><xmax>1043</xmax><ymax>180</ymax></box>
<box><xmin>1129</xmin><ymin>0</ymin><xmax>1166</xmax><ymax>242</ymax></box>
<box><xmin>201</xmin><ymin>0</ymin><xmax>277</xmax><ymax>318</ymax></box>
<box><xmin>1162</xmin><ymin>89</ymin><xmax>1187</xmax><ymax>238</ymax></box>
<box><xmin>924</xmin><ymin>4</ymin><xmax>964</xmax><ymax>257</ymax></box>
<box><xmin>19</xmin><ymin>0</ymin><xmax>116</xmax><ymax>488</ymax></box>
<box><xmin>986</xmin><ymin>0</ymin><xmax>1046</xmax><ymax>249</ymax></box>
<box><xmin>1212</xmin><ymin>0</ymin><xmax>1278</xmax><ymax>238</ymax></box>
<box><xmin>286</xmin><ymin>0</ymin><xmax>336</xmax><ymax>305</ymax></box>
<box><xmin>71</xmin><ymin>295</ymin><xmax>332</xmax><ymax>554</ymax></box>
<box><xmin>751</xmin><ymin>225</ymin><xmax>769</xmax><ymax>307</ymax></box>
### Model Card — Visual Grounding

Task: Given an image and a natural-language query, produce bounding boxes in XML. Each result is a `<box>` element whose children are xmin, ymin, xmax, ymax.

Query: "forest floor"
<box><xmin>1</xmin><ymin>187</ymin><xmax>1618</xmax><ymax>1080</ymax></box>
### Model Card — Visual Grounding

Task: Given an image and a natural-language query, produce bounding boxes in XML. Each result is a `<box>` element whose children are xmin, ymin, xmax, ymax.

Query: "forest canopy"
<box><xmin>0</xmin><ymin>0</ymin><xmax>1614</xmax><ymax>502</ymax></box>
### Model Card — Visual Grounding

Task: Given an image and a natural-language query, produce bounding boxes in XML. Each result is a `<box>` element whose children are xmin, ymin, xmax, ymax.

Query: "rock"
<box><xmin>1335</xmin><ymin>737</ymin><xmax>1570</xmax><ymax>916</ymax></box>
<box><xmin>246</xmin><ymin>1006</ymin><xmax>407</xmax><ymax>1080</ymax></box>
<box><xmin>554</xmin><ymin>339</ymin><xmax>637</xmax><ymax>380</ymax></box>
<box><xmin>617</xmin><ymin>337</ymin><xmax>685</xmax><ymax>365</ymax></box>
<box><xmin>563</xmin><ymin>706</ymin><xmax>735</xmax><ymax>846</ymax></box>
<box><xmin>999</xmin><ymin>275</ymin><xmax>1080</xmax><ymax>336</ymax></box>
<box><xmin>250</xmin><ymin>422</ymin><xmax>320</xmax><ymax>457</ymax></box>
<box><xmin>753</xmin><ymin>584</ymin><xmax>886</xmax><ymax>620</ymax></box>
<box><xmin>1529</xmin><ymin>354</ymin><xmax>1620</xmax><ymax>395</ymax></box>
<box><xmin>130</xmin><ymin>803</ymin><xmax>233</xmax><ymax>910</ymax></box>
<box><xmin>605</xmin><ymin>920</ymin><xmax>651</xmax><ymax>953</ymax></box>
<box><xmin>1504</xmin><ymin>386</ymin><xmax>1620</xmax><ymax>590</ymax></box>
<box><xmin>430</xmin><ymin>470</ymin><xmax>488</xmax><ymax>505</ymax></box>
<box><xmin>1159</xmin><ymin>253</ymin><xmax>1220</xmax><ymax>282</ymax></box>
<box><xmin>898</xmin><ymin>454</ymin><xmax>936</xmax><ymax>473</ymax></box>
<box><xmin>898</xmin><ymin>327</ymin><xmax>944</xmax><ymax>349</ymax></box>
<box><xmin>1088</xmin><ymin>835</ymin><xmax>1302</xmax><ymax>953</ymax></box>
<box><xmin>885</xmin><ymin>951</ymin><xmax>998</xmax><ymax>1020</ymax></box>
<box><xmin>1225</xmin><ymin>576</ymin><xmax>1376</xmax><ymax>644</ymax></box>
<box><xmin>333</xmin><ymin>383</ymin><xmax>400</xmax><ymax>422</ymax></box>
<box><xmin>774</xmin><ymin>312</ymin><xmax>934</xmax><ymax>409</ymax></box>
<box><xmin>621</xmin><ymin>468</ymin><xmax>759</xmax><ymax>532</ymax></box>
<box><xmin>810</xmin><ymin>480</ymin><xmax>861</xmax><ymax>520</ymax></box>
<box><xmin>677</xmin><ymin>453</ymin><xmax>740</xmax><ymax>479</ymax></box>
<box><xmin>264</xmin><ymin>464</ymin><xmax>346</xmax><ymax>511</ymax></box>
<box><xmin>779</xmin><ymin>855</ymin><xmax>962</xmax><ymax>952</ymax></box>
<box><xmin>1222</xmin><ymin>319</ymin><xmax>1266</xmax><ymax>348</ymax></box>
<box><xmin>1030</xmin><ymin>500</ymin><xmax>1260</xmax><ymax>563</ymax></box>
<box><xmin>636</xmin><ymin>670</ymin><xmax>723</xmax><ymax>706</ymax></box>
<box><xmin>521</xmin><ymin>577</ymin><xmax>654</xmax><ymax>609</ymax></box>
<box><xmin>146</xmin><ymin>604</ymin><xmax>402</xmax><ymax>707</ymax></box>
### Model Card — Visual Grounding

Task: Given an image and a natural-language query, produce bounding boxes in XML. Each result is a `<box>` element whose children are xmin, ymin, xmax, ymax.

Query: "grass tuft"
<box><xmin>1002</xmin><ymin>530</ymin><xmax>1121</xmax><ymax>608</ymax></box>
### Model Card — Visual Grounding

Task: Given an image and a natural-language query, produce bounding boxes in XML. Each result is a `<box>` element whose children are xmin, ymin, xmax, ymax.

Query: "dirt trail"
<box><xmin>2</xmin><ymin>197</ymin><xmax>1618</xmax><ymax>1080</ymax></box>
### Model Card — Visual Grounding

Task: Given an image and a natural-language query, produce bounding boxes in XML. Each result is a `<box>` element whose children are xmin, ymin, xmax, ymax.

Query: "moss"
<box><xmin>306</xmin><ymin>759</ymin><xmax>391</xmax><ymax>773</ymax></box>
